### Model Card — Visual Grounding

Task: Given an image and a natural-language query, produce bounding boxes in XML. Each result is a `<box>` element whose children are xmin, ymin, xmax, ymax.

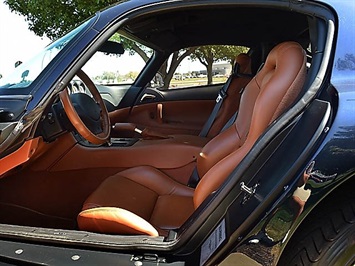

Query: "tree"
<box><xmin>159</xmin><ymin>48</ymin><xmax>197</xmax><ymax>89</ymax></box>
<box><xmin>190</xmin><ymin>45</ymin><xmax>249</xmax><ymax>84</ymax></box>
<box><xmin>101</xmin><ymin>71</ymin><xmax>117</xmax><ymax>83</ymax></box>
<box><xmin>124</xmin><ymin>71</ymin><xmax>139</xmax><ymax>81</ymax></box>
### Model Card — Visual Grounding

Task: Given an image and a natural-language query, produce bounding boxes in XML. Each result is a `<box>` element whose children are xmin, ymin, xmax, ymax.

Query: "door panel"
<box><xmin>127</xmin><ymin>85</ymin><xmax>221</xmax><ymax>135</ymax></box>
<box><xmin>138</xmin><ymin>85</ymin><xmax>222</xmax><ymax>104</ymax></box>
<box><xmin>128</xmin><ymin>100</ymin><xmax>215</xmax><ymax>135</ymax></box>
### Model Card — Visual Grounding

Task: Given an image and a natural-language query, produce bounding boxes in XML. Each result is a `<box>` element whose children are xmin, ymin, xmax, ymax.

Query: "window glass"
<box><xmin>160</xmin><ymin>45</ymin><xmax>249</xmax><ymax>90</ymax></box>
<box><xmin>0</xmin><ymin>20</ymin><xmax>90</xmax><ymax>92</ymax></box>
<box><xmin>75</xmin><ymin>35</ymin><xmax>153</xmax><ymax>107</ymax></box>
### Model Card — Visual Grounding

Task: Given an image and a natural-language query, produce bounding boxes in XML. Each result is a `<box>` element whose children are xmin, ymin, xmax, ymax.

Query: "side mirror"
<box><xmin>150</xmin><ymin>73</ymin><xmax>164</xmax><ymax>89</ymax></box>
<box><xmin>21</xmin><ymin>70</ymin><xmax>29</xmax><ymax>82</ymax></box>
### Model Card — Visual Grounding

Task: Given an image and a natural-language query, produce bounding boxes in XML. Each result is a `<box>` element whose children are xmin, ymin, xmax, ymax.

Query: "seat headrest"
<box><xmin>232</xmin><ymin>53</ymin><xmax>252</xmax><ymax>76</ymax></box>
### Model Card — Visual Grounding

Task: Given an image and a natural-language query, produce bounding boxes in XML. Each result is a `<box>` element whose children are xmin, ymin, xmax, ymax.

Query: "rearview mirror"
<box><xmin>98</xmin><ymin>41</ymin><xmax>124</xmax><ymax>55</ymax></box>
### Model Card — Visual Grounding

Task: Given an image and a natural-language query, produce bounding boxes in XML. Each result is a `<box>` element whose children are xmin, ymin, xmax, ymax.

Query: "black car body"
<box><xmin>0</xmin><ymin>0</ymin><xmax>354</xmax><ymax>265</ymax></box>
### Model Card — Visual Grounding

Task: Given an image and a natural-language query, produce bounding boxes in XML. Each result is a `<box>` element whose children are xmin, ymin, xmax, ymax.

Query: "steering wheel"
<box><xmin>59</xmin><ymin>69</ymin><xmax>110</xmax><ymax>145</ymax></box>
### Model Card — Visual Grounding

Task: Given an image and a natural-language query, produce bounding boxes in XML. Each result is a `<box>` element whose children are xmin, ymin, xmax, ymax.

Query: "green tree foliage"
<box><xmin>109</xmin><ymin>34</ymin><xmax>152</xmax><ymax>63</ymax></box>
<box><xmin>190</xmin><ymin>45</ymin><xmax>249</xmax><ymax>85</ymax></box>
<box><xmin>101</xmin><ymin>71</ymin><xmax>117</xmax><ymax>83</ymax></box>
<box><xmin>124</xmin><ymin>71</ymin><xmax>139</xmax><ymax>81</ymax></box>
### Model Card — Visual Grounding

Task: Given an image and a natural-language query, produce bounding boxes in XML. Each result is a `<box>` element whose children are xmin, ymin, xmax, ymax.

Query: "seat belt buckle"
<box><xmin>216</xmin><ymin>90</ymin><xmax>227</xmax><ymax>103</ymax></box>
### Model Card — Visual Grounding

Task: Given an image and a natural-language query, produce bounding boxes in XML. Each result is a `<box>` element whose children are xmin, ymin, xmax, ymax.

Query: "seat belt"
<box><xmin>188</xmin><ymin>167</ymin><xmax>200</xmax><ymax>188</ymax></box>
<box><xmin>199</xmin><ymin>63</ymin><xmax>254</xmax><ymax>138</ymax></box>
<box><xmin>199</xmin><ymin>68</ymin><xmax>237</xmax><ymax>138</ymax></box>
<box><xmin>219</xmin><ymin>63</ymin><xmax>263</xmax><ymax>134</ymax></box>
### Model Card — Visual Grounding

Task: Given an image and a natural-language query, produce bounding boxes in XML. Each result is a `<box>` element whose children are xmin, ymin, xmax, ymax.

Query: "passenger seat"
<box><xmin>199</xmin><ymin>53</ymin><xmax>253</xmax><ymax>138</ymax></box>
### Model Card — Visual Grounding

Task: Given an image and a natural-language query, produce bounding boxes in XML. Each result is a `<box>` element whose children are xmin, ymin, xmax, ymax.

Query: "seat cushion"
<box><xmin>78</xmin><ymin>166</ymin><xmax>195</xmax><ymax>235</ymax></box>
<box><xmin>83</xmin><ymin>175</ymin><xmax>159</xmax><ymax>221</ymax></box>
<box><xmin>150</xmin><ymin>194</ymin><xmax>194</xmax><ymax>230</ymax></box>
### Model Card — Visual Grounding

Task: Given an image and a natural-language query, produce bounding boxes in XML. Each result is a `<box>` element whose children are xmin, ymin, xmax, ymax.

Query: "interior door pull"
<box><xmin>157</xmin><ymin>103</ymin><xmax>163</xmax><ymax>124</ymax></box>
<box><xmin>140</xmin><ymin>93</ymin><xmax>156</xmax><ymax>102</ymax></box>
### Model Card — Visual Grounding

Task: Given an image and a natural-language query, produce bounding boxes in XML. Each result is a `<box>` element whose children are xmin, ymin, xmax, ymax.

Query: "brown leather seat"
<box><xmin>77</xmin><ymin>41</ymin><xmax>306</xmax><ymax>236</ymax></box>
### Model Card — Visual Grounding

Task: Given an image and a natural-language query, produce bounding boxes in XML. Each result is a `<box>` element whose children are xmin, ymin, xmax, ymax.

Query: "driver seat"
<box><xmin>77</xmin><ymin>41</ymin><xmax>307</xmax><ymax>236</ymax></box>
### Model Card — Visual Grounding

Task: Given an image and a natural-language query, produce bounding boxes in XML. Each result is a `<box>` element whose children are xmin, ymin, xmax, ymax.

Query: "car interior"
<box><xmin>0</xmin><ymin>3</ymin><xmax>330</xmax><ymax>244</ymax></box>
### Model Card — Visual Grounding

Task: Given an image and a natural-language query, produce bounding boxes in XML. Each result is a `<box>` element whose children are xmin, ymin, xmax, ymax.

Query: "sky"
<box><xmin>0</xmin><ymin>1</ymin><xmax>50</xmax><ymax>77</ymax></box>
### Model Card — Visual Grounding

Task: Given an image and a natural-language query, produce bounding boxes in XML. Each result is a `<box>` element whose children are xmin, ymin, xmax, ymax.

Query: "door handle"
<box><xmin>140</xmin><ymin>93</ymin><xmax>156</xmax><ymax>102</ymax></box>
<box><xmin>157</xmin><ymin>103</ymin><xmax>163</xmax><ymax>124</ymax></box>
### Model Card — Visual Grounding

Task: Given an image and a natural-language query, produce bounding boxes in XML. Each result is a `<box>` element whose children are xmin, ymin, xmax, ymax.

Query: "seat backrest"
<box><xmin>206</xmin><ymin>53</ymin><xmax>252</xmax><ymax>138</ymax></box>
<box><xmin>194</xmin><ymin>41</ymin><xmax>306</xmax><ymax>208</ymax></box>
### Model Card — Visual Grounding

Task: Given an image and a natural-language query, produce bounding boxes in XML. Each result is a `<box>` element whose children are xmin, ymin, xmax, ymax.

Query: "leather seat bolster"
<box><xmin>194</xmin><ymin>142</ymin><xmax>252</xmax><ymax>208</ymax></box>
<box><xmin>77</xmin><ymin>207</ymin><xmax>159</xmax><ymax>236</ymax></box>
<box><xmin>197</xmin><ymin>126</ymin><xmax>241</xmax><ymax>177</ymax></box>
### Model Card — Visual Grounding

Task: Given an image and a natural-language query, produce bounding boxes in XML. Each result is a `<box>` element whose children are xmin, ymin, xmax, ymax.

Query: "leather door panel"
<box><xmin>126</xmin><ymin>84</ymin><xmax>222</xmax><ymax>135</ymax></box>
<box><xmin>128</xmin><ymin>100</ymin><xmax>215</xmax><ymax>135</ymax></box>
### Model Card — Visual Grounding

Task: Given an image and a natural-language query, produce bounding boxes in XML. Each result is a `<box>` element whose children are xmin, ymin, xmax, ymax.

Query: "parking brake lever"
<box><xmin>112</xmin><ymin>123</ymin><xmax>169</xmax><ymax>139</ymax></box>
<box><xmin>112</xmin><ymin>123</ymin><xmax>141</xmax><ymax>137</ymax></box>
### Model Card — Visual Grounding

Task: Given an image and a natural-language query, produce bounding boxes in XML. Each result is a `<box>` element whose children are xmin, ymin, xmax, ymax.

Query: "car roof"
<box><xmin>120</xmin><ymin>4</ymin><xmax>309</xmax><ymax>51</ymax></box>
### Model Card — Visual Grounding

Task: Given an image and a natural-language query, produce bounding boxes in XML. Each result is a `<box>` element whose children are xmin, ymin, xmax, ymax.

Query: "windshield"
<box><xmin>0</xmin><ymin>20</ymin><xmax>90</xmax><ymax>92</ymax></box>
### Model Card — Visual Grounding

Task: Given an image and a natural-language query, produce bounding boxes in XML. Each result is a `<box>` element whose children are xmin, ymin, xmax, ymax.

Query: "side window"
<box><xmin>160</xmin><ymin>45</ymin><xmax>249</xmax><ymax>90</ymax></box>
<box><xmin>78</xmin><ymin>35</ymin><xmax>153</xmax><ymax>107</ymax></box>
